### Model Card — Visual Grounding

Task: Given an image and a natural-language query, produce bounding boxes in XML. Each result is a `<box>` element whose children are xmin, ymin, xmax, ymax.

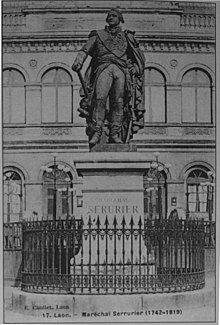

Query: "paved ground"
<box><xmin>3</xmin><ymin>276</ymin><xmax>216</xmax><ymax>324</ymax></box>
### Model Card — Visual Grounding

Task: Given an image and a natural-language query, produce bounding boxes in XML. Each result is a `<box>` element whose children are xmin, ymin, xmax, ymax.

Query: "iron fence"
<box><xmin>204</xmin><ymin>221</ymin><xmax>215</xmax><ymax>247</ymax></box>
<box><xmin>21</xmin><ymin>216</ymin><xmax>205</xmax><ymax>294</ymax></box>
<box><xmin>3</xmin><ymin>219</ymin><xmax>215</xmax><ymax>252</ymax></box>
<box><xmin>3</xmin><ymin>222</ymin><xmax>22</xmax><ymax>250</ymax></box>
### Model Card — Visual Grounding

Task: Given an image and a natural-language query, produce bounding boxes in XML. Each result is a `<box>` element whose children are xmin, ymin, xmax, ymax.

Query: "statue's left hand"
<box><xmin>128</xmin><ymin>63</ymin><xmax>139</xmax><ymax>76</ymax></box>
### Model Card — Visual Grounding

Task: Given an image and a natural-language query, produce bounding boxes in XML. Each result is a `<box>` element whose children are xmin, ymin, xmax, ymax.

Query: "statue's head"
<box><xmin>106</xmin><ymin>8</ymin><xmax>124</xmax><ymax>26</ymax></box>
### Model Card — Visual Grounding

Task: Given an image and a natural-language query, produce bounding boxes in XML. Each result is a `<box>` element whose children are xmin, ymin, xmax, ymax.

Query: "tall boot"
<box><xmin>89</xmin><ymin>123</ymin><xmax>103</xmax><ymax>145</ymax></box>
<box><xmin>89</xmin><ymin>99</ymin><xmax>106</xmax><ymax>145</ymax></box>
<box><xmin>109</xmin><ymin>102</ymin><xmax>124</xmax><ymax>144</ymax></box>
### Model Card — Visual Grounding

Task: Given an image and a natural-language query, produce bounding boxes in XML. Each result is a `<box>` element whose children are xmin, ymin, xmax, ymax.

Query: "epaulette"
<box><xmin>88</xmin><ymin>30</ymin><xmax>98</xmax><ymax>38</ymax></box>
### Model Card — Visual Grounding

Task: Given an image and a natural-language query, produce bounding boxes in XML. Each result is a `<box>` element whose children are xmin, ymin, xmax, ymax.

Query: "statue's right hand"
<box><xmin>72</xmin><ymin>59</ymin><xmax>82</xmax><ymax>72</ymax></box>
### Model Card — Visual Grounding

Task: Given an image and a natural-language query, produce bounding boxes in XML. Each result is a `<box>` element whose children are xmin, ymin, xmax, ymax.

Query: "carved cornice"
<box><xmin>139</xmin><ymin>39</ymin><xmax>215</xmax><ymax>54</ymax></box>
<box><xmin>2</xmin><ymin>38</ymin><xmax>215</xmax><ymax>54</ymax></box>
<box><xmin>2</xmin><ymin>1</ymin><xmax>215</xmax><ymax>29</ymax></box>
<box><xmin>2</xmin><ymin>2</ymin><xmax>183</xmax><ymax>15</ymax></box>
<box><xmin>3</xmin><ymin>1</ymin><xmax>215</xmax><ymax>13</ymax></box>
<box><xmin>2</xmin><ymin>12</ymin><xmax>215</xmax><ymax>30</ymax></box>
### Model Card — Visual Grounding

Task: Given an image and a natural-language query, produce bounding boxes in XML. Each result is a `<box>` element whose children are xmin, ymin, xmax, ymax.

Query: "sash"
<box><xmin>97</xmin><ymin>29</ymin><xmax>127</xmax><ymax>59</ymax></box>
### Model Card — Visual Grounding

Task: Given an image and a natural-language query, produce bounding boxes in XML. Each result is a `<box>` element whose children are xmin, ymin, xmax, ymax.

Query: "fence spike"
<box><xmin>88</xmin><ymin>215</ymin><xmax>92</xmax><ymax>226</ymax></box>
<box><xmin>121</xmin><ymin>216</ymin><xmax>126</xmax><ymax>226</ymax></box>
<box><xmin>96</xmin><ymin>216</ymin><xmax>101</xmax><ymax>226</ymax></box>
<box><xmin>104</xmin><ymin>216</ymin><xmax>109</xmax><ymax>226</ymax></box>
<box><xmin>113</xmin><ymin>216</ymin><xmax>117</xmax><ymax>226</ymax></box>
<box><xmin>130</xmin><ymin>216</ymin><xmax>134</xmax><ymax>226</ymax></box>
<box><xmin>138</xmin><ymin>216</ymin><xmax>143</xmax><ymax>226</ymax></box>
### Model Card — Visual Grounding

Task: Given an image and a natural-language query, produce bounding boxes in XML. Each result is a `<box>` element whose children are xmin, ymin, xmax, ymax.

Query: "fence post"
<box><xmin>96</xmin><ymin>216</ymin><xmax>100</xmax><ymax>293</ymax></box>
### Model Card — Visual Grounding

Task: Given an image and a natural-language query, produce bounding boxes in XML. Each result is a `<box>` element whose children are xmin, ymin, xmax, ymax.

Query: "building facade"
<box><xmin>3</xmin><ymin>1</ymin><xmax>216</xmax><ymax>222</ymax></box>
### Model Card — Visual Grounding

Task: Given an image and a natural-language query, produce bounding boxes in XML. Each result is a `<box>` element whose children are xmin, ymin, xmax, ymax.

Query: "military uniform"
<box><xmin>74</xmin><ymin>24</ymin><xmax>145</xmax><ymax>145</ymax></box>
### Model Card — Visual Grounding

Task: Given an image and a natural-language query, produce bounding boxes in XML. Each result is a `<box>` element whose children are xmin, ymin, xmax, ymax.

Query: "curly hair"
<box><xmin>106</xmin><ymin>8</ymin><xmax>125</xmax><ymax>23</ymax></box>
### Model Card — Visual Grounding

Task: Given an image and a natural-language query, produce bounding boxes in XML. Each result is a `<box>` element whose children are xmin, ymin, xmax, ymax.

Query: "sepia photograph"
<box><xmin>2</xmin><ymin>0</ymin><xmax>217</xmax><ymax>323</ymax></box>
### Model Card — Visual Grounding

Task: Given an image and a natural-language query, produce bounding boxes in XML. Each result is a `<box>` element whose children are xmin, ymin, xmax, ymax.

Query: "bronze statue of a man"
<box><xmin>72</xmin><ymin>8</ymin><xmax>145</xmax><ymax>146</ymax></box>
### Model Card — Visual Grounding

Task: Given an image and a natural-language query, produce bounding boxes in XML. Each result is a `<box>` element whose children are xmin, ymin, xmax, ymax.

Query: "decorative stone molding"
<box><xmin>180</xmin><ymin>14</ymin><xmax>215</xmax><ymax>29</ymax></box>
<box><xmin>2</xmin><ymin>1</ymin><xmax>215</xmax><ymax>14</ymax></box>
<box><xmin>3</xmin><ymin>39</ymin><xmax>215</xmax><ymax>54</ymax></box>
<box><xmin>141</xmin><ymin>126</ymin><xmax>167</xmax><ymax>135</ymax></box>
<box><xmin>140</xmin><ymin>40</ymin><xmax>215</xmax><ymax>53</ymax></box>
<box><xmin>29</xmin><ymin>59</ymin><xmax>38</xmax><ymax>69</ymax></box>
<box><xmin>2</xmin><ymin>14</ymin><xmax>26</xmax><ymax>26</ymax></box>
<box><xmin>170</xmin><ymin>59</ymin><xmax>178</xmax><ymax>69</ymax></box>
<box><xmin>178</xmin><ymin>2</ymin><xmax>215</xmax><ymax>9</ymax></box>
<box><xmin>183</xmin><ymin>127</ymin><xmax>213</xmax><ymax>136</ymax></box>
<box><xmin>3</xmin><ymin>39</ymin><xmax>86</xmax><ymax>53</ymax></box>
<box><xmin>41</xmin><ymin>127</ymin><xmax>71</xmax><ymax>136</ymax></box>
<box><xmin>4</xmin><ymin>128</ymin><xmax>24</xmax><ymax>136</ymax></box>
<box><xmin>2</xmin><ymin>1</ymin><xmax>215</xmax><ymax>31</ymax></box>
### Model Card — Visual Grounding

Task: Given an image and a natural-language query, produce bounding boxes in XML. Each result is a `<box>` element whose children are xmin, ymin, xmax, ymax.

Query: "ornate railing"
<box><xmin>3</xmin><ymin>219</ymin><xmax>214</xmax><ymax>251</ymax></box>
<box><xmin>204</xmin><ymin>220</ymin><xmax>215</xmax><ymax>247</ymax></box>
<box><xmin>180</xmin><ymin>13</ymin><xmax>215</xmax><ymax>29</ymax></box>
<box><xmin>21</xmin><ymin>217</ymin><xmax>205</xmax><ymax>294</ymax></box>
<box><xmin>4</xmin><ymin>222</ymin><xmax>22</xmax><ymax>250</ymax></box>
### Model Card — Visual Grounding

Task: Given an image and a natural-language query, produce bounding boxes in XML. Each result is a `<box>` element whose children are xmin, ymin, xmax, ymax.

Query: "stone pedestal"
<box><xmin>74</xmin><ymin>147</ymin><xmax>151</xmax><ymax>265</ymax></box>
<box><xmin>74</xmin><ymin>149</ymin><xmax>150</xmax><ymax>226</ymax></box>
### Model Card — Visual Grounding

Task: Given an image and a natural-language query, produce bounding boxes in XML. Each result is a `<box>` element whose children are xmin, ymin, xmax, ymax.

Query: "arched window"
<box><xmin>182</xmin><ymin>68</ymin><xmax>212</xmax><ymax>123</ymax></box>
<box><xmin>186</xmin><ymin>167</ymin><xmax>215</xmax><ymax>219</ymax></box>
<box><xmin>3</xmin><ymin>69</ymin><xmax>26</xmax><ymax>124</ymax></box>
<box><xmin>41</xmin><ymin>68</ymin><xmax>73</xmax><ymax>123</ymax></box>
<box><xmin>145</xmin><ymin>68</ymin><xmax>166</xmax><ymax>123</ymax></box>
<box><xmin>3</xmin><ymin>170</ymin><xmax>23</xmax><ymax>222</ymax></box>
<box><xmin>42</xmin><ymin>166</ymin><xmax>74</xmax><ymax>220</ymax></box>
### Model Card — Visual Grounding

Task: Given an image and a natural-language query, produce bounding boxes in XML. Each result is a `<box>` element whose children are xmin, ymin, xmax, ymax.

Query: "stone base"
<box><xmin>5</xmin><ymin>278</ymin><xmax>215</xmax><ymax>323</ymax></box>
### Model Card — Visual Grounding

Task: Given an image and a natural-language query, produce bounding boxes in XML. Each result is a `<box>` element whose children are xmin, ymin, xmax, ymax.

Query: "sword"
<box><xmin>77</xmin><ymin>71</ymin><xmax>89</xmax><ymax>97</ymax></box>
<box><xmin>125</xmin><ymin>73</ymin><xmax>136</xmax><ymax>143</ymax></box>
<box><xmin>76</xmin><ymin>70</ymin><xmax>90</xmax><ymax>117</ymax></box>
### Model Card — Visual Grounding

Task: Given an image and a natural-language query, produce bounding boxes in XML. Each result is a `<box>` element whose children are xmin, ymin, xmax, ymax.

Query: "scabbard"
<box><xmin>77</xmin><ymin>71</ymin><xmax>89</xmax><ymax>97</ymax></box>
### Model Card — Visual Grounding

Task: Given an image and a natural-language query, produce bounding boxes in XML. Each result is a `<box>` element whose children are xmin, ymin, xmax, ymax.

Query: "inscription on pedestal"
<box><xmin>87</xmin><ymin>197</ymin><xmax>140</xmax><ymax>215</ymax></box>
<box><xmin>83</xmin><ymin>191</ymin><xmax>143</xmax><ymax>226</ymax></box>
